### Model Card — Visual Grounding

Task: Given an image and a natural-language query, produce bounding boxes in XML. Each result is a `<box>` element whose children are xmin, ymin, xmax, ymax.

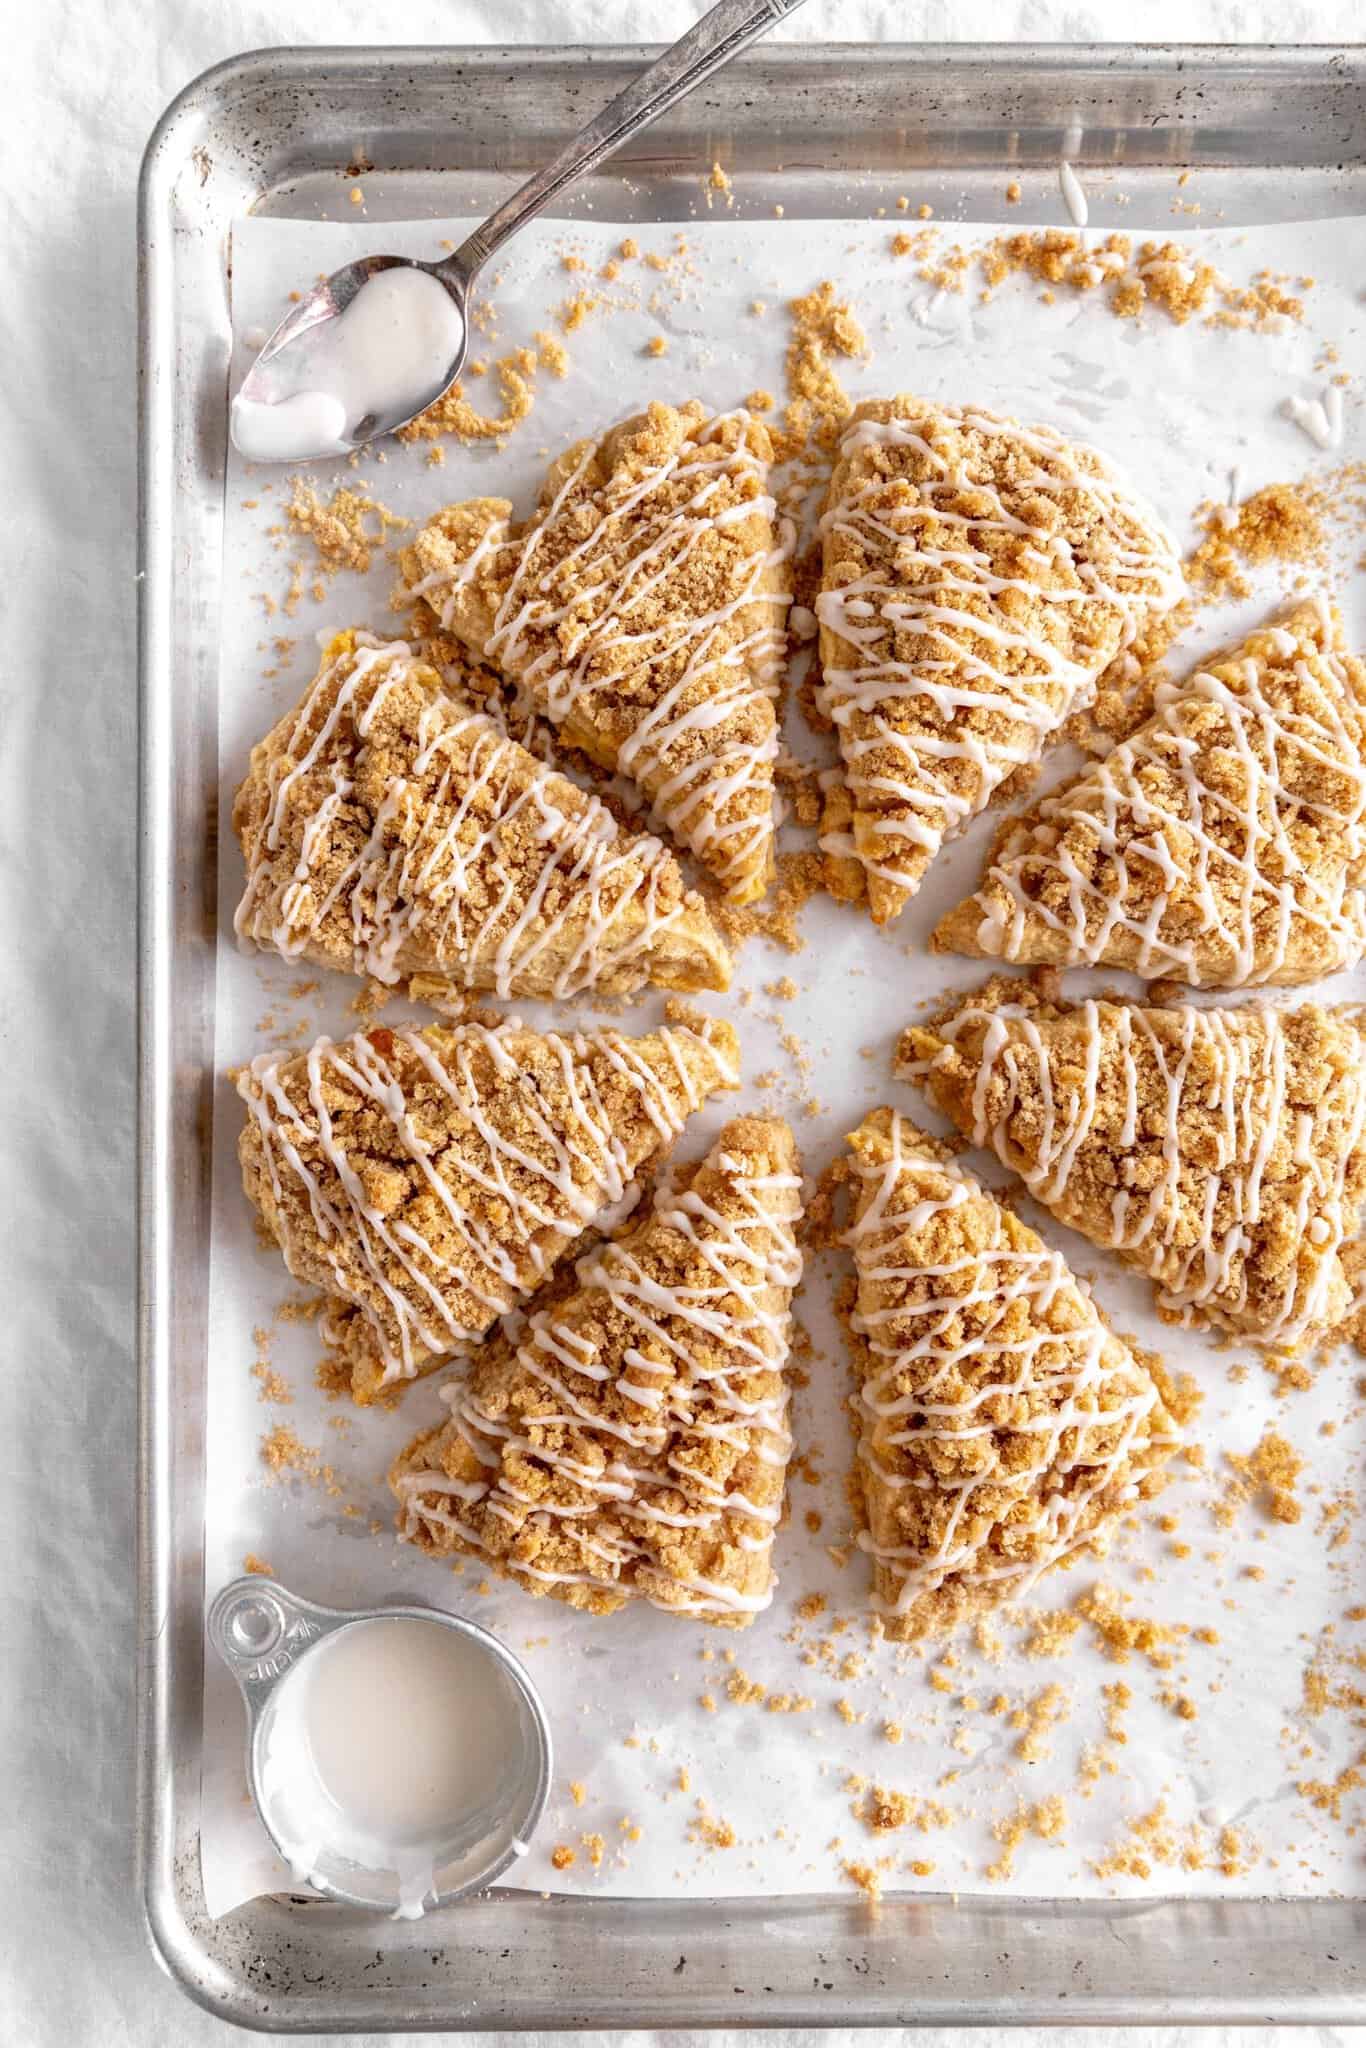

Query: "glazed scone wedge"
<box><xmin>398</xmin><ymin>402</ymin><xmax>791</xmax><ymax>905</ymax></box>
<box><xmin>391</xmin><ymin>1116</ymin><xmax>803</xmax><ymax>1624</ymax></box>
<box><xmin>237</xmin><ymin>1013</ymin><xmax>740</xmax><ymax>1403</ymax></box>
<box><xmin>817</xmin><ymin>397</ymin><xmax>1182</xmax><ymax>923</ymax></box>
<box><xmin>935</xmin><ymin>600</ymin><xmax>1366</xmax><ymax>986</ymax></box>
<box><xmin>234</xmin><ymin>631</ymin><xmax>729</xmax><ymax>1000</ymax></box>
<box><xmin>900</xmin><ymin>979</ymin><xmax>1366</xmax><ymax>1352</ymax></box>
<box><xmin>845</xmin><ymin>1108</ymin><xmax>1176</xmax><ymax>1641</ymax></box>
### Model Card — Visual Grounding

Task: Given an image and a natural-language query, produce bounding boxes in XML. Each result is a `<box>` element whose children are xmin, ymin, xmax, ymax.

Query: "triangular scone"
<box><xmin>237</xmin><ymin>1014</ymin><xmax>740</xmax><ymax>1404</ymax></box>
<box><xmin>398</xmin><ymin>402</ymin><xmax>792</xmax><ymax>905</ymax></box>
<box><xmin>391</xmin><ymin>1116</ymin><xmax>803</xmax><ymax>1623</ymax></box>
<box><xmin>900</xmin><ymin>979</ymin><xmax>1366</xmax><ymax>1351</ymax></box>
<box><xmin>233</xmin><ymin>630</ymin><xmax>729</xmax><ymax>1001</ymax></box>
<box><xmin>816</xmin><ymin>397</ymin><xmax>1182</xmax><ymax>923</ymax></box>
<box><xmin>935</xmin><ymin>601</ymin><xmax>1366</xmax><ymax>987</ymax></box>
<box><xmin>844</xmin><ymin>1108</ymin><xmax>1176</xmax><ymax>1640</ymax></box>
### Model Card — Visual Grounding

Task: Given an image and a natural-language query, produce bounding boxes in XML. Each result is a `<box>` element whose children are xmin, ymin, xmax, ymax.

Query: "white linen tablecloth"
<box><xmin>5</xmin><ymin>0</ymin><xmax>1363</xmax><ymax>2042</ymax></box>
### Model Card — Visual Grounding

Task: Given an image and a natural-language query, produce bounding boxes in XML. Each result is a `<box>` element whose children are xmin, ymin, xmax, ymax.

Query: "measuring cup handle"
<box><xmin>207</xmin><ymin>1576</ymin><xmax>330</xmax><ymax>1695</ymax></box>
<box><xmin>443</xmin><ymin>0</ymin><xmax>810</xmax><ymax>283</ymax></box>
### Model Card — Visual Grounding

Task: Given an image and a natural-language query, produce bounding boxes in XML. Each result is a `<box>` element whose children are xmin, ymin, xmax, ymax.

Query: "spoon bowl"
<box><xmin>231</xmin><ymin>254</ymin><xmax>470</xmax><ymax>462</ymax></box>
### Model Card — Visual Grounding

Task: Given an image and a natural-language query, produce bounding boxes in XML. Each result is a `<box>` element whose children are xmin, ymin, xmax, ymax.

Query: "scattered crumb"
<box><xmin>284</xmin><ymin>478</ymin><xmax>409</xmax><ymax>578</ymax></box>
<box><xmin>1215</xmin><ymin>1430</ymin><xmax>1305</xmax><ymax>1527</ymax></box>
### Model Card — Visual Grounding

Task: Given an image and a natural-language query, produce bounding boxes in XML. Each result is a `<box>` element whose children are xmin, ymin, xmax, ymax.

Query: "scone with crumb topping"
<box><xmin>935</xmin><ymin>599</ymin><xmax>1366</xmax><ymax>986</ymax></box>
<box><xmin>397</xmin><ymin>402</ymin><xmax>791</xmax><ymax>906</ymax></box>
<box><xmin>234</xmin><ymin>630</ymin><xmax>729</xmax><ymax>1001</ymax></box>
<box><xmin>844</xmin><ymin>1107</ymin><xmax>1176</xmax><ymax>1640</ymax></box>
<box><xmin>237</xmin><ymin>1014</ymin><xmax>740</xmax><ymax>1403</ymax></box>
<box><xmin>392</xmin><ymin>1116</ymin><xmax>802</xmax><ymax>1623</ymax></box>
<box><xmin>901</xmin><ymin>979</ymin><xmax>1366</xmax><ymax>1352</ymax></box>
<box><xmin>816</xmin><ymin>397</ymin><xmax>1182</xmax><ymax>923</ymax></box>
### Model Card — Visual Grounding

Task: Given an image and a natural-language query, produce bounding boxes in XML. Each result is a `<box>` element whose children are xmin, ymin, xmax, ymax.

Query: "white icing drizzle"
<box><xmin>1283</xmin><ymin>386</ymin><xmax>1344</xmax><ymax>452</ymax></box>
<box><xmin>906</xmin><ymin>998</ymin><xmax>1366</xmax><ymax>1348</ymax></box>
<box><xmin>846</xmin><ymin>1115</ymin><xmax>1170</xmax><ymax>1618</ymax></box>
<box><xmin>234</xmin><ymin>636</ymin><xmax>721</xmax><ymax>999</ymax></box>
<box><xmin>815</xmin><ymin>403</ymin><xmax>1182</xmax><ymax>906</ymax></box>
<box><xmin>410</xmin><ymin>409</ymin><xmax>792</xmax><ymax>899</ymax></box>
<box><xmin>238</xmin><ymin>1017</ymin><xmax>737</xmax><ymax>1386</ymax></box>
<box><xmin>960</xmin><ymin>598</ymin><xmax>1366</xmax><ymax>985</ymax></box>
<box><xmin>1058</xmin><ymin>160</ymin><xmax>1089</xmax><ymax>228</ymax></box>
<box><xmin>395</xmin><ymin>1134</ymin><xmax>803</xmax><ymax>1619</ymax></box>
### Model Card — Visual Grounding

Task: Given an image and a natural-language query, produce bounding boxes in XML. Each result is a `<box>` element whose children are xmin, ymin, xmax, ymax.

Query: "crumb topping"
<box><xmin>843</xmin><ymin>1107</ymin><xmax>1176</xmax><ymax>1641</ymax></box>
<box><xmin>901</xmin><ymin>979</ymin><xmax>1366</xmax><ymax>1349</ymax></box>
<box><xmin>935</xmin><ymin>598</ymin><xmax>1366</xmax><ymax>988</ymax></box>
<box><xmin>237</xmin><ymin>1013</ymin><xmax>739</xmax><ymax>1402</ymax></box>
<box><xmin>817</xmin><ymin>397</ymin><xmax>1182</xmax><ymax>923</ymax></box>
<box><xmin>391</xmin><ymin>1117</ymin><xmax>802</xmax><ymax>1623</ymax></box>
<box><xmin>399</xmin><ymin>402</ymin><xmax>792</xmax><ymax>904</ymax></box>
<box><xmin>234</xmin><ymin>630</ymin><xmax>730</xmax><ymax>1001</ymax></box>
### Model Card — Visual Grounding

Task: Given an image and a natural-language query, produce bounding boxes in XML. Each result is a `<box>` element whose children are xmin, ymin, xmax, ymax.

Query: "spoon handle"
<box><xmin>444</xmin><ymin>0</ymin><xmax>810</xmax><ymax>281</ymax></box>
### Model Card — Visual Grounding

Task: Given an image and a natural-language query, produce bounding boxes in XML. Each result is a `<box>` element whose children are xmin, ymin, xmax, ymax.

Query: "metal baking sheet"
<box><xmin>138</xmin><ymin>41</ymin><xmax>1366</xmax><ymax>2031</ymax></box>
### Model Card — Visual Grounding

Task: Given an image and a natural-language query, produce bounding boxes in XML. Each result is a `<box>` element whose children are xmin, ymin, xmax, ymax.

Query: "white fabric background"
<box><xmin>5</xmin><ymin>1</ymin><xmax>1363</xmax><ymax>2044</ymax></box>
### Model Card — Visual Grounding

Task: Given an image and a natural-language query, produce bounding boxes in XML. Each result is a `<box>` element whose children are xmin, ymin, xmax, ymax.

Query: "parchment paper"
<box><xmin>203</xmin><ymin>204</ymin><xmax>1366</xmax><ymax>1916</ymax></box>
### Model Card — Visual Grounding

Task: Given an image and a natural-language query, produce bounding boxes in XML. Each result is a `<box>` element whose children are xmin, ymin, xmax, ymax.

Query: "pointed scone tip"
<box><xmin>237</xmin><ymin>1013</ymin><xmax>740</xmax><ymax>1404</ymax></box>
<box><xmin>391</xmin><ymin>1115</ymin><xmax>804</xmax><ymax>1623</ymax></box>
<box><xmin>816</xmin><ymin>396</ymin><xmax>1182</xmax><ymax>924</ymax></box>
<box><xmin>233</xmin><ymin>629</ymin><xmax>731</xmax><ymax>1001</ymax></box>
<box><xmin>842</xmin><ymin>1106</ymin><xmax>1177</xmax><ymax>1641</ymax></box>
<box><xmin>934</xmin><ymin>596</ymin><xmax>1366</xmax><ymax>988</ymax></box>
<box><xmin>898</xmin><ymin>979</ymin><xmax>1366</xmax><ymax>1353</ymax></box>
<box><xmin>398</xmin><ymin>402</ymin><xmax>791</xmax><ymax>907</ymax></box>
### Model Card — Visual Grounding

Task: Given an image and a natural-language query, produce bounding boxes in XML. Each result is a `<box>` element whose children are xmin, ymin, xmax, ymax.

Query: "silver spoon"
<box><xmin>231</xmin><ymin>0</ymin><xmax>810</xmax><ymax>463</ymax></box>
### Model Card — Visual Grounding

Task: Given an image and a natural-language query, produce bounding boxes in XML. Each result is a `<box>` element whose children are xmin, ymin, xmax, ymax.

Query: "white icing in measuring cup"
<box><xmin>209</xmin><ymin>1578</ymin><xmax>551</xmax><ymax>1917</ymax></box>
<box><xmin>231</xmin><ymin>266</ymin><xmax>465</xmax><ymax>463</ymax></box>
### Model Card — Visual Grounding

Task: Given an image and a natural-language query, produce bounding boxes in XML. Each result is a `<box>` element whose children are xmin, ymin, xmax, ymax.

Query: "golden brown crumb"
<box><xmin>987</xmin><ymin>1796</ymin><xmax>1067</xmax><ymax>1880</ymax></box>
<box><xmin>1014</xmin><ymin>1682</ymin><xmax>1069</xmax><ymax>1763</ymax></box>
<box><xmin>258</xmin><ymin>1423</ymin><xmax>343</xmax><ymax>1499</ymax></box>
<box><xmin>1076</xmin><ymin>1587</ymin><xmax>1185</xmax><ymax>1670</ymax></box>
<box><xmin>712</xmin><ymin>850</ymin><xmax>826</xmax><ymax>956</ymax></box>
<box><xmin>243</xmin><ymin>1553</ymin><xmax>274</xmax><ymax>1576</ymax></box>
<box><xmin>841</xmin><ymin>1859</ymin><xmax>882</xmax><ymax>1902</ymax></box>
<box><xmin>400</xmin><ymin>347</ymin><xmax>540</xmax><ymax>444</ymax></box>
<box><xmin>1215</xmin><ymin>1429</ymin><xmax>1305</xmax><ymax>1526</ymax></box>
<box><xmin>1186</xmin><ymin>482</ymin><xmax>1326</xmax><ymax>596</ymax></box>
<box><xmin>284</xmin><ymin>479</ymin><xmax>409</xmax><ymax>577</ymax></box>
<box><xmin>726</xmin><ymin>1669</ymin><xmax>767</xmax><ymax>1706</ymax></box>
<box><xmin>551</xmin><ymin>1844</ymin><xmax>576</xmax><ymax>1870</ymax></box>
<box><xmin>776</xmin><ymin>281</ymin><xmax>868</xmax><ymax>461</ymax></box>
<box><xmin>689</xmin><ymin>1808</ymin><xmax>736</xmax><ymax>1850</ymax></box>
<box><xmin>250</xmin><ymin>1360</ymin><xmax>292</xmax><ymax>1404</ymax></box>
